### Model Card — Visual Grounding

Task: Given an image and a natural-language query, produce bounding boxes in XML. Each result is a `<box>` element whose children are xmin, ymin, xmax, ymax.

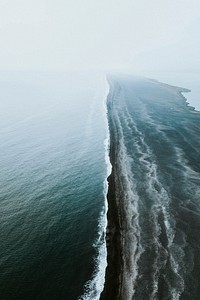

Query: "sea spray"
<box><xmin>79</xmin><ymin>75</ymin><xmax>111</xmax><ymax>300</ymax></box>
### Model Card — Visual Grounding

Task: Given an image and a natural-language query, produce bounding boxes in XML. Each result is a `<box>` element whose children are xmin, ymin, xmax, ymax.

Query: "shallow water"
<box><xmin>106</xmin><ymin>74</ymin><xmax>200</xmax><ymax>299</ymax></box>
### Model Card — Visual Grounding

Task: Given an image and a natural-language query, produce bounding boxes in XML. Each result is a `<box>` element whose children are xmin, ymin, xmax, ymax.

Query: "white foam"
<box><xmin>121</xmin><ymin>101</ymin><xmax>186</xmax><ymax>298</ymax></box>
<box><xmin>114</xmin><ymin>99</ymin><xmax>143</xmax><ymax>299</ymax></box>
<box><xmin>79</xmin><ymin>75</ymin><xmax>111</xmax><ymax>300</ymax></box>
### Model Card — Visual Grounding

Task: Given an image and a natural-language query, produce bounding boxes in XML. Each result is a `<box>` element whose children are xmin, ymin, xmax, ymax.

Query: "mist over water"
<box><xmin>0</xmin><ymin>1</ymin><xmax>200</xmax><ymax>299</ymax></box>
<box><xmin>134</xmin><ymin>71</ymin><xmax>200</xmax><ymax>111</ymax></box>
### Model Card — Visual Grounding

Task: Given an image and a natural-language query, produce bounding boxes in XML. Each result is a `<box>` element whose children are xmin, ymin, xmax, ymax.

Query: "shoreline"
<box><xmin>100</xmin><ymin>123</ymin><xmax>123</xmax><ymax>300</ymax></box>
<box><xmin>100</xmin><ymin>80</ymin><xmax>125</xmax><ymax>300</ymax></box>
<box><xmin>79</xmin><ymin>75</ymin><xmax>111</xmax><ymax>300</ymax></box>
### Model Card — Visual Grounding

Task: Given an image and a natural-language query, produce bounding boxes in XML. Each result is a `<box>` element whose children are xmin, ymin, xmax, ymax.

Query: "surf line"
<box><xmin>79</xmin><ymin>75</ymin><xmax>111</xmax><ymax>300</ymax></box>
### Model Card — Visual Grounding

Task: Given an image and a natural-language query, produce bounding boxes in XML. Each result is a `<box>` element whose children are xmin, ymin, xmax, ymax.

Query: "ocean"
<box><xmin>0</xmin><ymin>71</ymin><xmax>110</xmax><ymax>300</ymax></box>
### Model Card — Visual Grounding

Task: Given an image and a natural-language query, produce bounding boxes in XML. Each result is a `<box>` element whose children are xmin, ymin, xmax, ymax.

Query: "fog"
<box><xmin>0</xmin><ymin>0</ymin><xmax>199</xmax><ymax>72</ymax></box>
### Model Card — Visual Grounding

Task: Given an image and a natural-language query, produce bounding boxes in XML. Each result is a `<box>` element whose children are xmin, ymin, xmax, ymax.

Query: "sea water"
<box><xmin>0</xmin><ymin>71</ymin><xmax>109</xmax><ymax>300</ymax></box>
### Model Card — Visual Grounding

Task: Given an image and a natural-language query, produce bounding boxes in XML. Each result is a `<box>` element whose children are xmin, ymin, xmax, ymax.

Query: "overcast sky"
<box><xmin>0</xmin><ymin>0</ymin><xmax>200</xmax><ymax>71</ymax></box>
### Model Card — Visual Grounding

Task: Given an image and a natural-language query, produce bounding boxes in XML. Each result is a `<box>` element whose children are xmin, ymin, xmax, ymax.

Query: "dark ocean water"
<box><xmin>0</xmin><ymin>72</ymin><xmax>109</xmax><ymax>300</ymax></box>
<box><xmin>1</xmin><ymin>71</ymin><xmax>200</xmax><ymax>300</ymax></box>
<box><xmin>107</xmin><ymin>75</ymin><xmax>200</xmax><ymax>299</ymax></box>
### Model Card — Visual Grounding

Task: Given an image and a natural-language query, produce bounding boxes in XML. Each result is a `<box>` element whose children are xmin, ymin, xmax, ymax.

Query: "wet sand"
<box><xmin>100</xmin><ymin>107</ymin><xmax>123</xmax><ymax>300</ymax></box>
<box><xmin>100</xmin><ymin>78</ymin><xmax>131</xmax><ymax>299</ymax></box>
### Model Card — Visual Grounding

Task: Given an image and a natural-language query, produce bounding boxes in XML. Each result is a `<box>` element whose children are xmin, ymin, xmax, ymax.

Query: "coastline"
<box><xmin>100</xmin><ymin>79</ymin><xmax>126</xmax><ymax>300</ymax></box>
<box><xmin>80</xmin><ymin>75</ymin><xmax>111</xmax><ymax>300</ymax></box>
<box><xmin>100</xmin><ymin>104</ymin><xmax>123</xmax><ymax>300</ymax></box>
<box><xmin>142</xmin><ymin>71</ymin><xmax>200</xmax><ymax>112</ymax></box>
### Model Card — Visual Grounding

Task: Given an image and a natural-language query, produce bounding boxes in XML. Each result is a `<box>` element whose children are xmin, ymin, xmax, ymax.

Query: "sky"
<box><xmin>0</xmin><ymin>0</ymin><xmax>200</xmax><ymax>71</ymax></box>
